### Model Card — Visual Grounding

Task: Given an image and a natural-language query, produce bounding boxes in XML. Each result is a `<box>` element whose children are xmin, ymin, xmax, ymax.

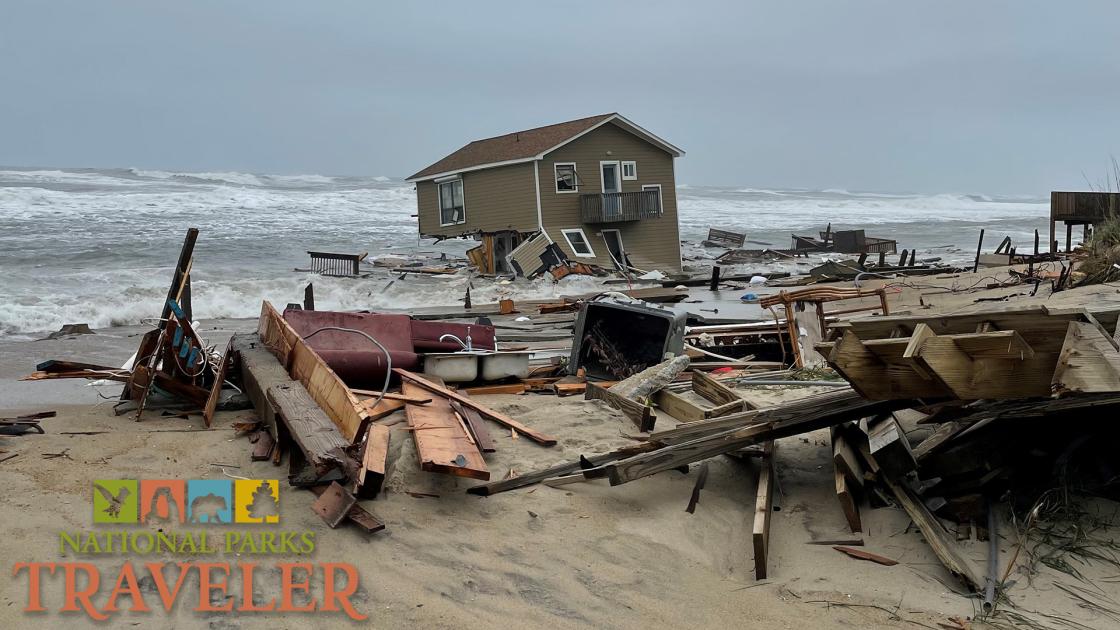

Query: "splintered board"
<box><xmin>402</xmin><ymin>381</ymin><xmax>489</xmax><ymax>480</ymax></box>
<box><xmin>257</xmin><ymin>301</ymin><xmax>368</xmax><ymax>442</ymax></box>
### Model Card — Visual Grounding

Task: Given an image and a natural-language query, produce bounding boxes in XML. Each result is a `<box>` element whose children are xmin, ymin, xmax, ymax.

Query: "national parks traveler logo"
<box><xmin>92</xmin><ymin>479</ymin><xmax>278</xmax><ymax>524</ymax></box>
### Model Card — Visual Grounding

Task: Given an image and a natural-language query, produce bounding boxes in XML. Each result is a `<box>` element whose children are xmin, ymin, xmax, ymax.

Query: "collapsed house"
<box><xmin>406</xmin><ymin>113</ymin><xmax>685</xmax><ymax>277</ymax></box>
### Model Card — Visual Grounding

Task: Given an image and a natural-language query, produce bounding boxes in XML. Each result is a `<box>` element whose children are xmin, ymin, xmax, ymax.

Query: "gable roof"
<box><xmin>406</xmin><ymin>113</ymin><xmax>683</xmax><ymax>182</ymax></box>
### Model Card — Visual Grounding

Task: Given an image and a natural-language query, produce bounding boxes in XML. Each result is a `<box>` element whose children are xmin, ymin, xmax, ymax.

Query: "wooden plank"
<box><xmin>267</xmin><ymin>382</ymin><xmax>352</xmax><ymax>474</ymax></box>
<box><xmin>753</xmin><ymin>441</ymin><xmax>776</xmax><ymax>580</ymax></box>
<box><xmin>912</xmin><ymin>421</ymin><xmax>968</xmax><ymax>461</ymax></box>
<box><xmin>1052</xmin><ymin>320</ymin><xmax>1120</xmax><ymax>395</ymax></box>
<box><xmin>907</xmin><ymin>325</ymin><xmax>1056</xmax><ymax>400</ymax></box>
<box><xmin>350</xmin><ymin>389</ymin><xmax>432</xmax><ymax>405</ymax></box>
<box><xmin>605</xmin><ymin>391</ymin><xmax>910</xmax><ymax>485</ymax></box>
<box><xmin>460</xmin><ymin>383</ymin><xmax>527</xmax><ymax>396</ymax></box>
<box><xmin>359</xmin><ymin>397</ymin><xmax>406</xmax><ymax>420</ymax></box>
<box><xmin>654</xmin><ymin>389</ymin><xmax>706</xmax><ymax>423</ymax></box>
<box><xmin>831</xmin><ymin>425</ymin><xmax>864</xmax><ymax>488</ymax></box>
<box><xmin>867</xmin><ymin>416</ymin><xmax>917</xmax><ymax>478</ymax></box>
<box><xmin>691</xmin><ymin>370</ymin><xmax>750</xmax><ymax>407</ymax></box>
<box><xmin>232</xmin><ymin>333</ymin><xmax>294</xmax><ymax>438</ymax></box>
<box><xmin>257</xmin><ymin>301</ymin><xmax>368</xmax><ymax>442</ymax></box>
<box><xmin>828</xmin><ymin>330</ymin><xmax>950</xmax><ymax>399</ymax></box>
<box><xmin>395</xmin><ymin>369</ymin><xmax>556</xmax><ymax>446</ymax></box>
<box><xmin>203</xmin><ymin>337</ymin><xmax>234</xmax><ymax>428</ymax></box>
<box><xmin>402</xmin><ymin>380</ymin><xmax>489</xmax><ymax>480</ymax></box>
<box><xmin>880</xmin><ymin>474</ymin><xmax>985</xmax><ymax>591</ymax></box>
<box><xmin>465</xmin><ymin>443</ymin><xmax>659</xmax><ymax>496</ymax></box>
<box><xmin>835</xmin><ymin>468</ymin><xmax>862</xmax><ymax>533</ymax></box>
<box><xmin>587</xmin><ymin>381</ymin><xmax>656</xmax><ymax>432</ymax></box>
<box><xmin>251</xmin><ymin>430</ymin><xmax>275</xmax><ymax>461</ymax></box>
<box><xmin>450</xmin><ymin>399</ymin><xmax>495</xmax><ymax>453</ymax></box>
<box><xmin>356</xmin><ymin>424</ymin><xmax>389</xmax><ymax>498</ymax></box>
<box><xmin>951</xmin><ymin>330</ymin><xmax>1035</xmax><ymax>359</ymax></box>
<box><xmin>833</xmin><ymin>546</ymin><xmax>896</xmax><ymax>566</ymax></box>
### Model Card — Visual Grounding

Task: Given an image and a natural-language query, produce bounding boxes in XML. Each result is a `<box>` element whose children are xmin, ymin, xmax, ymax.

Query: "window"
<box><xmin>438</xmin><ymin>178</ymin><xmax>465</xmax><ymax>226</ymax></box>
<box><xmin>642</xmin><ymin>184</ymin><xmax>663</xmax><ymax>215</ymax></box>
<box><xmin>621</xmin><ymin>161</ymin><xmax>637</xmax><ymax>180</ymax></box>
<box><xmin>561</xmin><ymin>228</ymin><xmax>595</xmax><ymax>258</ymax></box>
<box><xmin>554</xmin><ymin>163</ymin><xmax>578</xmax><ymax>193</ymax></box>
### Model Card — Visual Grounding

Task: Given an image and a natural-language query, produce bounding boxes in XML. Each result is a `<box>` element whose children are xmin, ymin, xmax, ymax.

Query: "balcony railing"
<box><xmin>580</xmin><ymin>190</ymin><xmax>662</xmax><ymax>223</ymax></box>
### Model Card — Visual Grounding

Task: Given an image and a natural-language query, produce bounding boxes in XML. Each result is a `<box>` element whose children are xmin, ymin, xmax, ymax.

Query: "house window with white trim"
<box><xmin>561</xmin><ymin>228</ymin><xmax>595</xmax><ymax>258</ymax></box>
<box><xmin>555</xmin><ymin>163</ymin><xmax>578</xmax><ymax>193</ymax></box>
<box><xmin>438</xmin><ymin>178</ymin><xmax>465</xmax><ymax>225</ymax></box>
<box><xmin>642</xmin><ymin>184</ymin><xmax>663</xmax><ymax>215</ymax></box>
<box><xmin>621</xmin><ymin>161</ymin><xmax>637</xmax><ymax>180</ymax></box>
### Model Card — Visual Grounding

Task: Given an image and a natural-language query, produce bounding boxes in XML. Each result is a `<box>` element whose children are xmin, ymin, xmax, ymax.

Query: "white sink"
<box><xmin>422</xmin><ymin>351</ymin><xmax>532</xmax><ymax>383</ymax></box>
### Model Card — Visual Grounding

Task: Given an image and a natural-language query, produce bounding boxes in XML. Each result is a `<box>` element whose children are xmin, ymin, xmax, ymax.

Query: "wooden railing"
<box><xmin>580</xmin><ymin>190</ymin><xmax>661</xmax><ymax>223</ymax></box>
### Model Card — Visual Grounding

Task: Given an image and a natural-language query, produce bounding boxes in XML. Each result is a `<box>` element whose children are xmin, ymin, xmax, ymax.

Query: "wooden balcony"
<box><xmin>580</xmin><ymin>190</ymin><xmax>661</xmax><ymax>223</ymax></box>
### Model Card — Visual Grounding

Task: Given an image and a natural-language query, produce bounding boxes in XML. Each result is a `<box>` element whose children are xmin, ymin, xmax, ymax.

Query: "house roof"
<box><xmin>406</xmin><ymin>113</ymin><xmax>683</xmax><ymax>182</ymax></box>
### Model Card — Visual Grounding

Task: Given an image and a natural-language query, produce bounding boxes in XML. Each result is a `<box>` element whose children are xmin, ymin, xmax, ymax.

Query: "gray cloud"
<box><xmin>2</xmin><ymin>0</ymin><xmax>1117</xmax><ymax>194</ymax></box>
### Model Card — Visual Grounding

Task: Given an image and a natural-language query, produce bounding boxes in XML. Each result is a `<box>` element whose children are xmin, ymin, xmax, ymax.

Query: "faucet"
<box><xmin>439</xmin><ymin>330</ymin><xmax>473</xmax><ymax>352</ymax></box>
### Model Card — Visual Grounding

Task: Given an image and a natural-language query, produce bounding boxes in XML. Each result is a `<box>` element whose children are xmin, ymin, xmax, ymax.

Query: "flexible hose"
<box><xmin>302</xmin><ymin>326</ymin><xmax>393</xmax><ymax>414</ymax></box>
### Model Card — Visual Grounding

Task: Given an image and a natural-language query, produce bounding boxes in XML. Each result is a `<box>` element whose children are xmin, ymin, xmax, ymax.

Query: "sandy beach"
<box><xmin>3</xmin><ymin>266</ymin><xmax>1119</xmax><ymax>629</ymax></box>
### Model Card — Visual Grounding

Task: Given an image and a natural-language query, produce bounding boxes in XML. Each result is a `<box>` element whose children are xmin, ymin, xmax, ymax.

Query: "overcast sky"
<box><xmin>2</xmin><ymin>1</ymin><xmax>1118</xmax><ymax>194</ymax></box>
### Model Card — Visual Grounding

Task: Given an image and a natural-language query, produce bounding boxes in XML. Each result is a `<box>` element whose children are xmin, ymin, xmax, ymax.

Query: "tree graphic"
<box><xmin>247</xmin><ymin>482</ymin><xmax>279</xmax><ymax>519</ymax></box>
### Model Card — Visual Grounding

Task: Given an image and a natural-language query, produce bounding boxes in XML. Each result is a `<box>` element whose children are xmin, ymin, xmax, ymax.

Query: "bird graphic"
<box><xmin>93</xmin><ymin>483</ymin><xmax>130</xmax><ymax>518</ymax></box>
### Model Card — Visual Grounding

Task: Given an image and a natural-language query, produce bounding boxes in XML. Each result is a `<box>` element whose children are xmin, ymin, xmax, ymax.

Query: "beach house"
<box><xmin>406</xmin><ymin>113</ymin><xmax>684</xmax><ymax>276</ymax></box>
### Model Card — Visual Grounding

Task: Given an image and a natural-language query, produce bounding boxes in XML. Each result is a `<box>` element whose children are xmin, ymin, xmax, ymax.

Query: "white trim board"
<box><xmin>642</xmin><ymin>183</ymin><xmax>663</xmax><ymax>215</ymax></box>
<box><xmin>437</xmin><ymin>178</ymin><xmax>466</xmax><ymax>227</ymax></box>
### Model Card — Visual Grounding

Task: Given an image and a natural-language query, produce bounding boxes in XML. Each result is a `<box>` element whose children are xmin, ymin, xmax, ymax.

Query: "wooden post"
<box><xmin>908</xmin><ymin>250</ymin><xmax>917</xmax><ymax>267</ymax></box>
<box><xmin>877</xmin><ymin>252</ymin><xmax>886</xmax><ymax>267</ymax></box>
<box><xmin>1033</xmin><ymin>229</ymin><xmax>1039</xmax><ymax>256</ymax></box>
<box><xmin>898</xmin><ymin>249</ymin><xmax>907</xmax><ymax>266</ymax></box>
<box><xmin>303</xmin><ymin>283</ymin><xmax>315</xmax><ymax>311</ymax></box>
<box><xmin>180</xmin><ymin>274</ymin><xmax>192</xmax><ymax>322</ymax></box>
<box><xmin>160</xmin><ymin>228</ymin><xmax>199</xmax><ymax>330</ymax></box>
<box><xmin>710</xmin><ymin>266</ymin><xmax>721</xmax><ymax>292</ymax></box>
<box><xmin>973</xmin><ymin>229</ymin><xmax>985</xmax><ymax>274</ymax></box>
<box><xmin>1066</xmin><ymin>223</ymin><xmax>1073</xmax><ymax>253</ymax></box>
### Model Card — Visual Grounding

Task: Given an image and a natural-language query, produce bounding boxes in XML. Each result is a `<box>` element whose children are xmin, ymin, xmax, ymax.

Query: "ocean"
<box><xmin>0</xmin><ymin>167</ymin><xmax>1050</xmax><ymax>338</ymax></box>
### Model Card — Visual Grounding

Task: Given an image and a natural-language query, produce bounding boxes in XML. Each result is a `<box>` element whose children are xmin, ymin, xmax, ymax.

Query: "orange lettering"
<box><xmin>321</xmin><ymin>563</ymin><xmax>367</xmax><ymax>621</ymax></box>
<box><xmin>61</xmin><ymin>563</ymin><xmax>108</xmax><ymax>621</ymax></box>
<box><xmin>104</xmin><ymin>563</ymin><xmax>150</xmax><ymax>613</ymax></box>
<box><xmin>195</xmin><ymin>563</ymin><xmax>233</xmax><ymax>612</ymax></box>
<box><xmin>237</xmin><ymin>562</ymin><xmax>275</xmax><ymax>612</ymax></box>
<box><xmin>278</xmin><ymin>563</ymin><xmax>316</xmax><ymax>612</ymax></box>
<box><xmin>12</xmin><ymin>562</ymin><xmax>56</xmax><ymax>612</ymax></box>
<box><xmin>145</xmin><ymin>562</ymin><xmax>192</xmax><ymax>612</ymax></box>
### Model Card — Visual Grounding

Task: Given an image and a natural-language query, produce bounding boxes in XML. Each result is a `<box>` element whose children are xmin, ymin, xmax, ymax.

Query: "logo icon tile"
<box><xmin>187</xmin><ymin>480</ymin><xmax>233</xmax><ymax>524</ymax></box>
<box><xmin>234</xmin><ymin>479</ymin><xmax>280</xmax><ymax>523</ymax></box>
<box><xmin>93</xmin><ymin>480</ymin><xmax>139</xmax><ymax>524</ymax></box>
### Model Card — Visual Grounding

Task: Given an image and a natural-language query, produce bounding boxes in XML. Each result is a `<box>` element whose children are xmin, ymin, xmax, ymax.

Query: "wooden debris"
<box><xmin>203</xmin><ymin>337</ymin><xmax>234</xmax><ymax>428</ymax></box>
<box><xmin>267</xmin><ymin>381</ymin><xmax>352</xmax><ymax>475</ymax></box>
<box><xmin>395</xmin><ymin>369</ymin><xmax>557</xmax><ymax>446</ymax></box>
<box><xmin>832</xmin><ymin>546</ymin><xmax>897</xmax><ymax>566</ymax></box>
<box><xmin>685</xmin><ymin>462</ymin><xmax>710</xmax><ymax>514</ymax></box>
<box><xmin>308</xmin><ymin>483</ymin><xmax>384</xmax><ymax>533</ymax></box>
<box><xmin>754</xmin><ymin>441</ymin><xmax>776</xmax><ymax>580</ymax></box>
<box><xmin>356</xmin><ymin>424</ymin><xmax>390</xmax><ymax>498</ymax></box>
<box><xmin>586</xmin><ymin>381</ymin><xmax>656</xmax><ymax>432</ymax></box>
<box><xmin>450</xmin><ymin>399</ymin><xmax>495</xmax><ymax>453</ymax></box>
<box><xmin>402</xmin><ymin>380</ymin><xmax>489</xmax><ymax>480</ymax></box>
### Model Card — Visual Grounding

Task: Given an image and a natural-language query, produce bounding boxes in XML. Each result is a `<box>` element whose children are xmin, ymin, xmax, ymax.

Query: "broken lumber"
<box><xmin>402</xmin><ymin>380</ymin><xmax>489</xmax><ymax>480</ymax></box>
<box><xmin>266</xmin><ymin>381</ymin><xmax>352</xmax><ymax>475</ymax></box>
<box><xmin>605</xmin><ymin>391</ymin><xmax>910</xmax><ymax>485</ymax></box>
<box><xmin>754</xmin><ymin>441</ymin><xmax>776</xmax><ymax>580</ymax></box>
<box><xmin>356</xmin><ymin>423</ymin><xmax>390</xmax><ymax>498</ymax></box>
<box><xmin>465</xmin><ymin>443</ymin><xmax>659</xmax><ymax>496</ymax></box>
<box><xmin>395</xmin><ymin>369</ymin><xmax>557</xmax><ymax>446</ymax></box>
<box><xmin>586</xmin><ymin>381</ymin><xmax>656</xmax><ymax>432</ymax></box>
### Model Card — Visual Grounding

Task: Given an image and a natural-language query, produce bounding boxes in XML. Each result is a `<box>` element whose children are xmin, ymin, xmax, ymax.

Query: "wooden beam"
<box><xmin>394</xmin><ymin>369</ymin><xmax>557</xmax><ymax>446</ymax></box>
<box><xmin>402</xmin><ymin>381</ymin><xmax>489</xmax><ymax>480</ymax></box>
<box><xmin>450</xmin><ymin>399</ymin><xmax>495</xmax><ymax>453</ymax></box>
<box><xmin>829</xmin><ymin>330</ymin><xmax>949</xmax><ymax>399</ymax></box>
<box><xmin>587</xmin><ymin>381</ymin><xmax>656</xmax><ymax>432</ymax></box>
<box><xmin>356</xmin><ymin>424</ymin><xmax>390</xmax><ymax>498</ymax></box>
<box><xmin>906</xmin><ymin>325</ymin><xmax>1055</xmax><ymax>399</ymax></box>
<box><xmin>231</xmin><ymin>334</ymin><xmax>292</xmax><ymax>438</ymax></box>
<box><xmin>257</xmin><ymin>301</ymin><xmax>368</xmax><ymax>442</ymax></box>
<box><xmin>605</xmin><ymin>391</ymin><xmax>911</xmax><ymax>485</ymax></box>
<box><xmin>267</xmin><ymin>381</ymin><xmax>353</xmax><ymax>475</ymax></box>
<box><xmin>949</xmin><ymin>330</ymin><xmax>1035</xmax><ymax>359</ymax></box>
<box><xmin>753</xmin><ymin>441</ymin><xmax>776</xmax><ymax>580</ymax></box>
<box><xmin>1052</xmin><ymin>320</ymin><xmax>1120</xmax><ymax>395</ymax></box>
<box><xmin>203</xmin><ymin>337</ymin><xmax>234</xmax><ymax>428</ymax></box>
<box><xmin>835</xmin><ymin>468</ymin><xmax>862</xmax><ymax>533</ymax></box>
<box><xmin>464</xmin><ymin>443</ymin><xmax>659</xmax><ymax>496</ymax></box>
<box><xmin>350</xmin><ymin>390</ymin><xmax>432</xmax><ymax>405</ymax></box>
<box><xmin>880</xmin><ymin>474</ymin><xmax>985</xmax><ymax>591</ymax></box>
<box><xmin>692</xmin><ymin>370</ymin><xmax>752</xmax><ymax>408</ymax></box>
<box><xmin>654</xmin><ymin>389</ymin><xmax>707</xmax><ymax>423</ymax></box>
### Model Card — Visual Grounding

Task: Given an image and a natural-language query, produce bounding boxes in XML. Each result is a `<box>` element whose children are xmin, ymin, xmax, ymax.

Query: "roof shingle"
<box><xmin>407</xmin><ymin>113</ymin><xmax>615</xmax><ymax>181</ymax></box>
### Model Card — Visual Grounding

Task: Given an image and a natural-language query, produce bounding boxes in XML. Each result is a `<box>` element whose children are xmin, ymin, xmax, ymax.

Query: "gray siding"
<box><xmin>416</xmin><ymin>162</ymin><xmax>539</xmax><ymax>238</ymax></box>
<box><xmin>536</xmin><ymin>122</ymin><xmax>681</xmax><ymax>271</ymax></box>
